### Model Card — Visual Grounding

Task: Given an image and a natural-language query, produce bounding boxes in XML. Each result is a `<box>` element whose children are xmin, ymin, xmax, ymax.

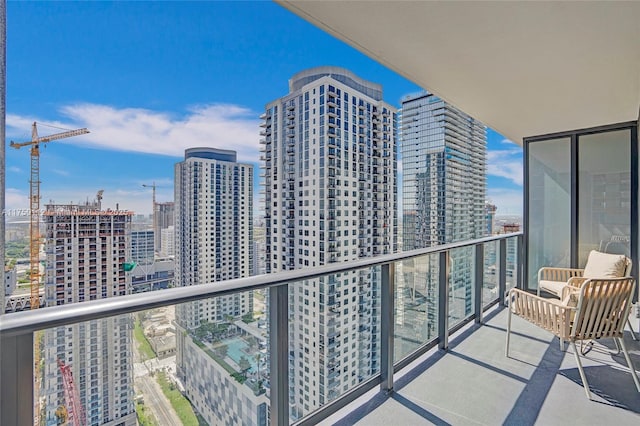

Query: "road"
<box><xmin>137</xmin><ymin>374</ymin><xmax>182</xmax><ymax>426</ymax></box>
<box><xmin>133</xmin><ymin>321</ymin><xmax>182</xmax><ymax>425</ymax></box>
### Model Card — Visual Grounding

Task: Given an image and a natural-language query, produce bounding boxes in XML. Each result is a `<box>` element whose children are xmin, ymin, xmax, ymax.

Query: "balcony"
<box><xmin>325</xmin><ymin>308</ymin><xmax>640</xmax><ymax>426</ymax></box>
<box><xmin>3</xmin><ymin>2</ymin><xmax>639</xmax><ymax>425</ymax></box>
<box><xmin>5</xmin><ymin>231</ymin><xmax>639</xmax><ymax>425</ymax></box>
<box><xmin>0</xmin><ymin>234</ymin><xmax>517</xmax><ymax>422</ymax></box>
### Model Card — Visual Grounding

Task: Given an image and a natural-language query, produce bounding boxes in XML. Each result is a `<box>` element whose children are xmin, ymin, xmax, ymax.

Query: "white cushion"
<box><xmin>539</xmin><ymin>280</ymin><xmax>566</xmax><ymax>297</ymax></box>
<box><xmin>582</xmin><ymin>250</ymin><xmax>628</xmax><ymax>278</ymax></box>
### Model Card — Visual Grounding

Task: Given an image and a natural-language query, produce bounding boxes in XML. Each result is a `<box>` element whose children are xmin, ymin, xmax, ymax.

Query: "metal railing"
<box><xmin>0</xmin><ymin>232</ymin><xmax>522</xmax><ymax>426</ymax></box>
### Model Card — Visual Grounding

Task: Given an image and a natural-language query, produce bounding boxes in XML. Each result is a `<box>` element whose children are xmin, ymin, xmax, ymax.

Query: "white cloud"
<box><xmin>7</xmin><ymin>103</ymin><xmax>262</xmax><ymax>164</ymax></box>
<box><xmin>501</xmin><ymin>138</ymin><xmax>518</xmax><ymax>145</ymax></box>
<box><xmin>487</xmin><ymin>149</ymin><xmax>523</xmax><ymax>186</ymax></box>
<box><xmin>487</xmin><ymin>187</ymin><xmax>523</xmax><ymax>216</ymax></box>
<box><xmin>52</xmin><ymin>169</ymin><xmax>70</xmax><ymax>177</ymax></box>
<box><xmin>8</xmin><ymin>166</ymin><xmax>22</xmax><ymax>173</ymax></box>
<box><xmin>5</xmin><ymin>188</ymin><xmax>29</xmax><ymax>211</ymax></box>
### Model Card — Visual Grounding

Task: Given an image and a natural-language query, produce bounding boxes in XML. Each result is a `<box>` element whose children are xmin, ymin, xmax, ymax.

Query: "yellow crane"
<box><xmin>10</xmin><ymin>122</ymin><xmax>89</xmax><ymax>309</ymax></box>
<box><xmin>10</xmin><ymin>121</ymin><xmax>89</xmax><ymax>426</ymax></box>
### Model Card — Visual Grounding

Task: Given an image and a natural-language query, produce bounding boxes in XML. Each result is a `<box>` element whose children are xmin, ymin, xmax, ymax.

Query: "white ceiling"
<box><xmin>277</xmin><ymin>1</ymin><xmax>640</xmax><ymax>143</ymax></box>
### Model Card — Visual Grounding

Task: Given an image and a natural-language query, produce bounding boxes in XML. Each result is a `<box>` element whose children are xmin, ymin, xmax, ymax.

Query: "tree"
<box><xmin>246</xmin><ymin>336</ymin><xmax>259</xmax><ymax>350</ymax></box>
<box><xmin>216</xmin><ymin>344</ymin><xmax>228</xmax><ymax>359</ymax></box>
<box><xmin>242</xmin><ymin>312</ymin><xmax>254</xmax><ymax>323</ymax></box>
<box><xmin>238</xmin><ymin>356</ymin><xmax>251</xmax><ymax>374</ymax></box>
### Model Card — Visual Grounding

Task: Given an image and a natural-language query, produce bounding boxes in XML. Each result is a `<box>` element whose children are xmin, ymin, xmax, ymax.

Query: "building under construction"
<box><xmin>42</xmin><ymin>198</ymin><xmax>136</xmax><ymax>426</ymax></box>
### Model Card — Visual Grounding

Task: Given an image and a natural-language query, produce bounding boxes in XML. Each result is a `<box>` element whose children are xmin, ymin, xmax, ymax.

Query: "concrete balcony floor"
<box><xmin>323</xmin><ymin>307</ymin><xmax>640</xmax><ymax>425</ymax></box>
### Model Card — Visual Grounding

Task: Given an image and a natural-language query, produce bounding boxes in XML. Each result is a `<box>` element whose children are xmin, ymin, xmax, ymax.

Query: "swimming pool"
<box><xmin>221</xmin><ymin>337</ymin><xmax>257</xmax><ymax>373</ymax></box>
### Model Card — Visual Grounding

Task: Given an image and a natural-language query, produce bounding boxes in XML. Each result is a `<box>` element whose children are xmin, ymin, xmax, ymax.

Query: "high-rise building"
<box><xmin>175</xmin><ymin>148</ymin><xmax>254</xmax><ymax>327</ymax></box>
<box><xmin>252</xmin><ymin>240</ymin><xmax>266</xmax><ymax>276</ymax></box>
<box><xmin>155</xmin><ymin>201</ymin><xmax>174</xmax><ymax>252</ymax></box>
<box><xmin>402</xmin><ymin>92</ymin><xmax>487</xmax><ymax>248</ymax></box>
<box><xmin>42</xmin><ymin>200</ymin><xmax>136</xmax><ymax>426</ymax></box>
<box><xmin>131</xmin><ymin>229</ymin><xmax>155</xmax><ymax>265</ymax></box>
<box><xmin>261</xmin><ymin>66</ymin><xmax>397</xmax><ymax>420</ymax></box>
<box><xmin>174</xmin><ymin>148</ymin><xmax>265</xmax><ymax>424</ymax></box>
<box><xmin>486</xmin><ymin>202</ymin><xmax>498</xmax><ymax>235</ymax></box>
<box><xmin>160</xmin><ymin>225</ymin><xmax>175</xmax><ymax>257</ymax></box>
<box><xmin>400</xmin><ymin>91</ymin><xmax>487</xmax><ymax>337</ymax></box>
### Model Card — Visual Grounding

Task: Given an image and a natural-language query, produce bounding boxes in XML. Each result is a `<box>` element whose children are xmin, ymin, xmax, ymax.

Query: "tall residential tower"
<box><xmin>261</xmin><ymin>67</ymin><xmax>397</xmax><ymax>420</ymax></box>
<box><xmin>174</xmin><ymin>148</ymin><xmax>267</xmax><ymax>425</ymax></box>
<box><xmin>43</xmin><ymin>200</ymin><xmax>136</xmax><ymax>426</ymax></box>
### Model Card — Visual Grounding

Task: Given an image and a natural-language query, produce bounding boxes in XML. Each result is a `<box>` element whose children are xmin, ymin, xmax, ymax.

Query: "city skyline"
<box><xmin>5</xmin><ymin>2</ymin><xmax>523</xmax><ymax>217</ymax></box>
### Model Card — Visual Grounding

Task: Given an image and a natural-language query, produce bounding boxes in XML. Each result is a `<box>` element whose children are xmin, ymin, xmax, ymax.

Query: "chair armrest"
<box><xmin>538</xmin><ymin>267</ymin><xmax>584</xmax><ymax>283</ymax></box>
<box><xmin>566</xmin><ymin>276</ymin><xmax>589</xmax><ymax>290</ymax></box>
<box><xmin>509</xmin><ymin>288</ymin><xmax>573</xmax><ymax>339</ymax></box>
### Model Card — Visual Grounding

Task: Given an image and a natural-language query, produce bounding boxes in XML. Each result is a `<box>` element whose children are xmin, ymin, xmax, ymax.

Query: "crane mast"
<box><xmin>10</xmin><ymin>122</ymin><xmax>89</xmax><ymax>426</ymax></box>
<box><xmin>57</xmin><ymin>358</ymin><xmax>86</xmax><ymax>426</ymax></box>
<box><xmin>10</xmin><ymin>122</ymin><xmax>90</xmax><ymax>309</ymax></box>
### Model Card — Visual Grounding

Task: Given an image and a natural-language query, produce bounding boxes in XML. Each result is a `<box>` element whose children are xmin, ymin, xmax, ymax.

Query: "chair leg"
<box><xmin>617</xmin><ymin>337</ymin><xmax>640</xmax><ymax>392</ymax></box>
<box><xmin>506</xmin><ymin>306</ymin><xmax>512</xmax><ymax>357</ymax></box>
<box><xmin>571</xmin><ymin>341</ymin><xmax>592</xmax><ymax>400</ymax></box>
<box><xmin>626</xmin><ymin>319</ymin><xmax>638</xmax><ymax>341</ymax></box>
<box><xmin>559</xmin><ymin>338</ymin><xmax>564</xmax><ymax>351</ymax></box>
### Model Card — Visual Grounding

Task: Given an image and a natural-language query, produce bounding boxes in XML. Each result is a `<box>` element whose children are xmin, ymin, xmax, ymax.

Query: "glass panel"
<box><xmin>527</xmin><ymin>137</ymin><xmax>571</xmax><ymax>287</ymax></box>
<box><xmin>39</xmin><ymin>295</ymin><xmax>269</xmax><ymax>426</ymax></box>
<box><xmin>289</xmin><ymin>268</ymin><xmax>381</xmax><ymax>422</ymax></box>
<box><xmin>394</xmin><ymin>254</ymin><xmax>439</xmax><ymax>361</ymax></box>
<box><xmin>483</xmin><ymin>242</ymin><xmax>498</xmax><ymax>306</ymax></box>
<box><xmin>41</xmin><ymin>315</ymin><xmax>138</xmax><ymax>426</ymax></box>
<box><xmin>175</xmin><ymin>293</ymin><xmax>268</xmax><ymax>426</ymax></box>
<box><xmin>578</xmin><ymin>130</ymin><xmax>631</xmax><ymax>265</ymax></box>
<box><xmin>505</xmin><ymin>237</ymin><xmax>519</xmax><ymax>294</ymax></box>
<box><xmin>449</xmin><ymin>246</ymin><xmax>474</xmax><ymax>327</ymax></box>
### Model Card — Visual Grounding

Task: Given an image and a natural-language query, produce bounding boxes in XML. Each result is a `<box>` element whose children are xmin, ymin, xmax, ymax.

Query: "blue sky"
<box><xmin>5</xmin><ymin>1</ymin><xmax>522</xmax><ymax>217</ymax></box>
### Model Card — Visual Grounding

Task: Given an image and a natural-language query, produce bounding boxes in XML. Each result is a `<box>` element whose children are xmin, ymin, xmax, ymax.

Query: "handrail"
<box><xmin>0</xmin><ymin>232</ymin><xmax>521</xmax><ymax>336</ymax></box>
<box><xmin>1</xmin><ymin>231</ymin><xmax>523</xmax><ymax>426</ymax></box>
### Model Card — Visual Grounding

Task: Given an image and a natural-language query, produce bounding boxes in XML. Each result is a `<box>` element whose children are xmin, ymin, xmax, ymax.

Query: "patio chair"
<box><xmin>506</xmin><ymin>277</ymin><xmax>640</xmax><ymax>400</ymax></box>
<box><xmin>537</xmin><ymin>250</ymin><xmax>637</xmax><ymax>340</ymax></box>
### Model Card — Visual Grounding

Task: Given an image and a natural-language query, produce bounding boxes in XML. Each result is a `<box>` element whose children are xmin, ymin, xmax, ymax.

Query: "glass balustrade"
<box><xmin>0</xmin><ymin>233</ymin><xmax>521</xmax><ymax>426</ymax></box>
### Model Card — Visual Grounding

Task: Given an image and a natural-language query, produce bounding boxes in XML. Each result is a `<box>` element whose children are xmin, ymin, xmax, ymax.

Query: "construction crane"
<box><xmin>10</xmin><ymin>122</ymin><xmax>89</xmax><ymax>309</ymax></box>
<box><xmin>10</xmin><ymin>122</ymin><xmax>89</xmax><ymax>426</ymax></box>
<box><xmin>57</xmin><ymin>358</ymin><xmax>86</xmax><ymax>426</ymax></box>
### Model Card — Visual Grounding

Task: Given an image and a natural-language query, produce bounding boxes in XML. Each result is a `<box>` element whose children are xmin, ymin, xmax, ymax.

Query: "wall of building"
<box><xmin>262</xmin><ymin>67</ymin><xmax>397</xmax><ymax>420</ymax></box>
<box><xmin>42</xmin><ymin>202</ymin><xmax>135</xmax><ymax>426</ymax></box>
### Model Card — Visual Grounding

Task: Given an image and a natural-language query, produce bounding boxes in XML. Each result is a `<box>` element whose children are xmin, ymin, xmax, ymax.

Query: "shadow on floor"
<box><xmin>559</xmin><ymin>366</ymin><xmax>640</xmax><ymax>413</ymax></box>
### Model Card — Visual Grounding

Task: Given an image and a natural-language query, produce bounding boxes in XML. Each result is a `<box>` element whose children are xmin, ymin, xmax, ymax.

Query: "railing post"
<box><xmin>516</xmin><ymin>234</ymin><xmax>524</xmax><ymax>290</ymax></box>
<box><xmin>1</xmin><ymin>332</ymin><xmax>33</xmax><ymax>426</ymax></box>
<box><xmin>269</xmin><ymin>284</ymin><xmax>289</xmax><ymax>426</ymax></box>
<box><xmin>380</xmin><ymin>262</ymin><xmax>395</xmax><ymax>393</ymax></box>
<box><xmin>499</xmin><ymin>238</ymin><xmax>507</xmax><ymax>306</ymax></box>
<box><xmin>438</xmin><ymin>251</ymin><xmax>450</xmax><ymax>350</ymax></box>
<box><xmin>474</xmin><ymin>244</ymin><xmax>484</xmax><ymax>324</ymax></box>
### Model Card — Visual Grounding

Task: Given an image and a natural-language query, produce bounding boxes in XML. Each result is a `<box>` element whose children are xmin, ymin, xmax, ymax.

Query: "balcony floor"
<box><xmin>324</xmin><ymin>307</ymin><xmax>640</xmax><ymax>425</ymax></box>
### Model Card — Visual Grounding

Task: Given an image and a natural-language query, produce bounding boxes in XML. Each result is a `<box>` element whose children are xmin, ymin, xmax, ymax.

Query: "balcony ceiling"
<box><xmin>277</xmin><ymin>1</ymin><xmax>640</xmax><ymax>143</ymax></box>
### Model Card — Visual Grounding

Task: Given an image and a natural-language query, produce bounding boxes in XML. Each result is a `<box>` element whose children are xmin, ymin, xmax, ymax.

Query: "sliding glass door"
<box><xmin>525</xmin><ymin>122</ymin><xmax>638</xmax><ymax>290</ymax></box>
<box><xmin>526</xmin><ymin>138</ymin><xmax>571</xmax><ymax>286</ymax></box>
<box><xmin>578</xmin><ymin>130</ymin><xmax>631</xmax><ymax>265</ymax></box>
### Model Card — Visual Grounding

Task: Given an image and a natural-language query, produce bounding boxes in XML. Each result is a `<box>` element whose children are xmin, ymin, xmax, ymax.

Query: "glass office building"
<box><xmin>401</xmin><ymin>92</ymin><xmax>487</xmax><ymax>338</ymax></box>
